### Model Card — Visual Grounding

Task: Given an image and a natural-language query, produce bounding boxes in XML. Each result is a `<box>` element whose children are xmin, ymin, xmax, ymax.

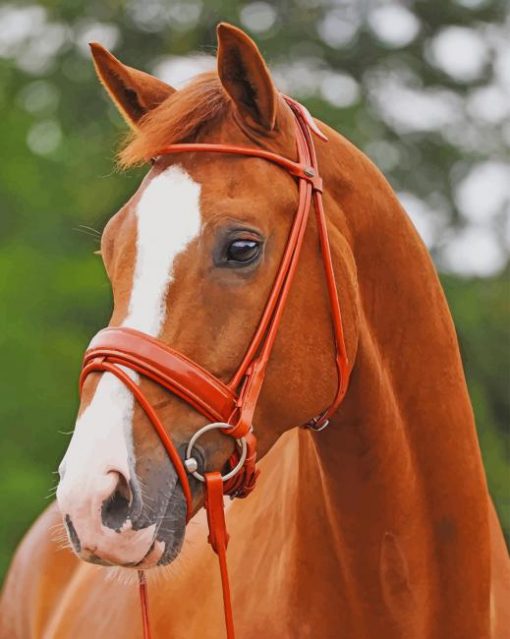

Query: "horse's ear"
<box><xmin>216</xmin><ymin>23</ymin><xmax>277</xmax><ymax>131</ymax></box>
<box><xmin>89</xmin><ymin>43</ymin><xmax>175</xmax><ymax>129</ymax></box>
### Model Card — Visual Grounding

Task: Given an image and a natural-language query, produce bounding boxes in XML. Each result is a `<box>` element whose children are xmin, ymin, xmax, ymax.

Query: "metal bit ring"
<box><xmin>184</xmin><ymin>422</ymin><xmax>247</xmax><ymax>483</ymax></box>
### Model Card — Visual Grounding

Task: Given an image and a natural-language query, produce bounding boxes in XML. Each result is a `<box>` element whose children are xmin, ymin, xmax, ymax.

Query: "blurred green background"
<box><xmin>0</xmin><ymin>0</ymin><xmax>508</xmax><ymax>580</ymax></box>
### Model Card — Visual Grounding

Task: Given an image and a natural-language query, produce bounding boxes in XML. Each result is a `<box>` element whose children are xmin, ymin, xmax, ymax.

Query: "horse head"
<box><xmin>56</xmin><ymin>23</ymin><xmax>358</xmax><ymax>570</ymax></box>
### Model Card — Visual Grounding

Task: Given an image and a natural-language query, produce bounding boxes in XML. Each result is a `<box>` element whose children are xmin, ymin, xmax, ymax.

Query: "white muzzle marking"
<box><xmin>57</xmin><ymin>166</ymin><xmax>202</xmax><ymax>564</ymax></box>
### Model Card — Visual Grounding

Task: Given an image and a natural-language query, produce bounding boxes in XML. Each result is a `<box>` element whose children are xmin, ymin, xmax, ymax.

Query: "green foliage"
<box><xmin>0</xmin><ymin>0</ymin><xmax>508</xmax><ymax>580</ymax></box>
<box><xmin>442</xmin><ymin>273</ymin><xmax>510</xmax><ymax>536</ymax></box>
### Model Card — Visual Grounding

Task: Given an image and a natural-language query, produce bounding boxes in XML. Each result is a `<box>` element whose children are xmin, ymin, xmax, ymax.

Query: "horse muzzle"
<box><xmin>57</xmin><ymin>458</ymin><xmax>187</xmax><ymax>568</ymax></box>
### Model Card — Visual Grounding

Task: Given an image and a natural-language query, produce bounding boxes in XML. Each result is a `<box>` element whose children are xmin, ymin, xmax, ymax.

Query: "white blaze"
<box><xmin>57</xmin><ymin>166</ymin><xmax>201</xmax><ymax>561</ymax></box>
<box><xmin>125</xmin><ymin>165</ymin><xmax>202</xmax><ymax>335</ymax></box>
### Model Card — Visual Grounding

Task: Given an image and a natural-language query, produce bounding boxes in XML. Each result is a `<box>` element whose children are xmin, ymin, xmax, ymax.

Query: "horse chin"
<box><xmin>125</xmin><ymin>491</ymin><xmax>187</xmax><ymax>569</ymax></box>
<box><xmin>76</xmin><ymin>522</ymin><xmax>185</xmax><ymax>570</ymax></box>
<box><xmin>80</xmin><ymin>536</ymin><xmax>164</xmax><ymax>568</ymax></box>
<box><xmin>146</xmin><ymin>485</ymin><xmax>187</xmax><ymax>568</ymax></box>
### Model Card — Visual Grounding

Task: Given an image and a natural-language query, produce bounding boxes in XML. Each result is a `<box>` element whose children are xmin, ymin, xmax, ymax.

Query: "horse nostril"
<box><xmin>101</xmin><ymin>472</ymin><xmax>133</xmax><ymax>531</ymax></box>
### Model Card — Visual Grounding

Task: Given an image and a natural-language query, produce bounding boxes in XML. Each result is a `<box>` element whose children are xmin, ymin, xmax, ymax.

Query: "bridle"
<box><xmin>79</xmin><ymin>96</ymin><xmax>350</xmax><ymax>638</ymax></box>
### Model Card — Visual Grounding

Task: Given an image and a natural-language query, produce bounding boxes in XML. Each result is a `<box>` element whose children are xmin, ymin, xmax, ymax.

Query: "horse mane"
<box><xmin>119</xmin><ymin>72</ymin><xmax>231</xmax><ymax>168</ymax></box>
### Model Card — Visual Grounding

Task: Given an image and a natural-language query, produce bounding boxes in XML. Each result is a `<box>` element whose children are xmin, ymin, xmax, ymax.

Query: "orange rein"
<box><xmin>79</xmin><ymin>97</ymin><xmax>350</xmax><ymax>639</ymax></box>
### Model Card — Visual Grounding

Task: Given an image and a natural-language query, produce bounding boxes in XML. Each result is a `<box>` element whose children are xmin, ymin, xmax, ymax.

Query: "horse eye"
<box><xmin>226</xmin><ymin>239</ymin><xmax>261</xmax><ymax>264</ymax></box>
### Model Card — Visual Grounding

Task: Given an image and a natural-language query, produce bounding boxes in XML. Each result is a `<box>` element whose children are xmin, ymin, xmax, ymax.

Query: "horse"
<box><xmin>1</xmin><ymin>22</ymin><xmax>509</xmax><ymax>639</ymax></box>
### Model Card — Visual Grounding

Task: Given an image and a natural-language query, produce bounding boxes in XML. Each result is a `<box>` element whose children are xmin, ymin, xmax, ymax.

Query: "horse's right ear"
<box><xmin>89</xmin><ymin>43</ymin><xmax>176</xmax><ymax>129</ymax></box>
<box><xmin>216</xmin><ymin>23</ymin><xmax>277</xmax><ymax>131</ymax></box>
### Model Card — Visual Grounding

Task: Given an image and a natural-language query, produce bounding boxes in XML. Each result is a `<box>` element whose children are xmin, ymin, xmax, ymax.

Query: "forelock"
<box><xmin>118</xmin><ymin>72</ymin><xmax>231</xmax><ymax>168</ymax></box>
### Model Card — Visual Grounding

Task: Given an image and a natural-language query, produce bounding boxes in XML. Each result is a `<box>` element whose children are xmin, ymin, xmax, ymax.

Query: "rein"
<box><xmin>79</xmin><ymin>97</ymin><xmax>350</xmax><ymax>638</ymax></box>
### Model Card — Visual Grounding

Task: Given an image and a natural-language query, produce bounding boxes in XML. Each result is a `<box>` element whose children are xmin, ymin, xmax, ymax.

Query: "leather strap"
<box><xmin>153</xmin><ymin>142</ymin><xmax>323</xmax><ymax>191</ymax></box>
<box><xmin>83</xmin><ymin>327</ymin><xmax>238</xmax><ymax>424</ymax></box>
<box><xmin>137</xmin><ymin>571</ymin><xmax>152</xmax><ymax>639</ymax></box>
<box><xmin>205</xmin><ymin>472</ymin><xmax>235</xmax><ymax>639</ymax></box>
<box><xmin>290</xmin><ymin>99</ymin><xmax>350</xmax><ymax>428</ymax></box>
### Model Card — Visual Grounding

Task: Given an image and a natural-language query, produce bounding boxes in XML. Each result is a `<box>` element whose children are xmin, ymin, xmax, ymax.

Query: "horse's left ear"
<box><xmin>89</xmin><ymin>43</ymin><xmax>176</xmax><ymax>129</ymax></box>
<box><xmin>216</xmin><ymin>23</ymin><xmax>277</xmax><ymax>131</ymax></box>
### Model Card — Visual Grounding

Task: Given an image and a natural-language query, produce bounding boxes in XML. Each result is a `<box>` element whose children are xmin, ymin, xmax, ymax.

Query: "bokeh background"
<box><xmin>0</xmin><ymin>0</ymin><xmax>508</xmax><ymax>580</ymax></box>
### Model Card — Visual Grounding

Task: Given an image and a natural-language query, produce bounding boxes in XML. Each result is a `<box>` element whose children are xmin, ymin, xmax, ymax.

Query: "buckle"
<box><xmin>301</xmin><ymin>166</ymin><xmax>323</xmax><ymax>192</ymax></box>
<box><xmin>305</xmin><ymin>415</ymin><xmax>330</xmax><ymax>432</ymax></box>
<box><xmin>312</xmin><ymin>419</ymin><xmax>329</xmax><ymax>432</ymax></box>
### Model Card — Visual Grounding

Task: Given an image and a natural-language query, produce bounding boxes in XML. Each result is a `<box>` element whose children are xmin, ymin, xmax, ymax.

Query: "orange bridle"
<box><xmin>79</xmin><ymin>97</ymin><xmax>350</xmax><ymax>639</ymax></box>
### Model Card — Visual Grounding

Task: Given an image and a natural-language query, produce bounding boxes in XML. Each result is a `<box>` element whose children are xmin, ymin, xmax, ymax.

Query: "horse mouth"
<box><xmin>82</xmin><ymin>537</ymin><xmax>165</xmax><ymax>569</ymax></box>
<box><xmin>62</xmin><ymin>479</ymin><xmax>188</xmax><ymax>569</ymax></box>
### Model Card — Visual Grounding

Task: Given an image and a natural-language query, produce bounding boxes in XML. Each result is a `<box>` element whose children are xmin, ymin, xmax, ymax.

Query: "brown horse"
<box><xmin>1</xmin><ymin>23</ymin><xmax>509</xmax><ymax>639</ymax></box>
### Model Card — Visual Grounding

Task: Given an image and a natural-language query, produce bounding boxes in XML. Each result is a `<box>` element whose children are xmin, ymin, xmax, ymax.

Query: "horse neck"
<box><xmin>289</xmin><ymin>131</ymin><xmax>493</xmax><ymax>636</ymax></box>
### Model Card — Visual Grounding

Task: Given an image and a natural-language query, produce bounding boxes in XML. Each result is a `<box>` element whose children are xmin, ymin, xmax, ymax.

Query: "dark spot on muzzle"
<box><xmin>65</xmin><ymin>514</ymin><xmax>81</xmax><ymax>552</ymax></box>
